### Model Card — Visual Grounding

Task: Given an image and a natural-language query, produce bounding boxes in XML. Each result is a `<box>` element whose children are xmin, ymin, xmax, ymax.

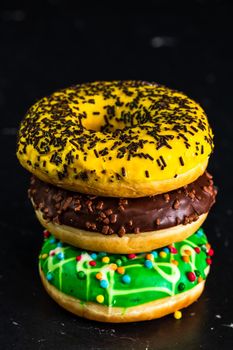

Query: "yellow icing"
<box><xmin>17</xmin><ymin>81</ymin><xmax>213</xmax><ymax>196</ymax></box>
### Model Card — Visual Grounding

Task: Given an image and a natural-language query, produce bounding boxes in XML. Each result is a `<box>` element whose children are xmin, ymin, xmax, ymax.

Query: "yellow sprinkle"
<box><xmin>146</xmin><ymin>253</ymin><xmax>154</xmax><ymax>261</ymax></box>
<box><xmin>96</xmin><ymin>295</ymin><xmax>104</xmax><ymax>303</ymax></box>
<box><xmin>117</xmin><ymin>267</ymin><xmax>125</xmax><ymax>274</ymax></box>
<box><xmin>110</xmin><ymin>263</ymin><xmax>118</xmax><ymax>271</ymax></box>
<box><xmin>184</xmin><ymin>249</ymin><xmax>192</xmax><ymax>256</ymax></box>
<box><xmin>102</xmin><ymin>256</ymin><xmax>110</xmax><ymax>263</ymax></box>
<box><xmin>159</xmin><ymin>251</ymin><xmax>167</xmax><ymax>258</ymax></box>
<box><xmin>41</xmin><ymin>253</ymin><xmax>48</xmax><ymax>259</ymax></box>
<box><xmin>182</xmin><ymin>256</ymin><xmax>190</xmax><ymax>263</ymax></box>
<box><xmin>174</xmin><ymin>310</ymin><xmax>182</xmax><ymax>319</ymax></box>
<box><xmin>171</xmin><ymin>259</ymin><xmax>179</xmax><ymax>266</ymax></box>
<box><xmin>96</xmin><ymin>272</ymin><xmax>103</xmax><ymax>280</ymax></box>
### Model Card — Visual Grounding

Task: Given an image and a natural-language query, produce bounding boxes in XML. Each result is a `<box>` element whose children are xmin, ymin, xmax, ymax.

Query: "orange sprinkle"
<box><xmin>110</xmin><ymin>263</ymin><xmax>118</xmax><ymax>271</ymax></box>
<box><xmin>184</xmin><ymin>249</ymin><xmax>192</xmax><ymax>256</ymax></box>
<box><xmin>182</xmin><ymin>256</ymin><xmax>190</xmax><ymax>263</ymax></box>
<box><xmin>96</xmin><ymin>272</ymin><xmax>103</xmax><ymax>280</ymax></box>
<box><xmin>206</xmin><ymin>243</ymin><xmax>211</xmax><ymax>250</ymax></box>
<box><xmin>146</xmin><ymin>253</ymin><xmax>154</xmax><ymax>261</ymax></box>
<box><xmin>198</xmin><ymin>276</ymin><xmax>203</xmax><ymax>283</ymax></box>
<box><xmin>117</xmin><ymin>267</ymin><xmax>125</xmax><ymax>274</ymax></box>
<box><xmin>171</xmin><ymin>259</ymin><xmax>179</xmax><ymax>266</ymax></box>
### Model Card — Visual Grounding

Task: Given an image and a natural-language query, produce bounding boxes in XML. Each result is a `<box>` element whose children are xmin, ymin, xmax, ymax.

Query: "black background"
<box><xmin>1</xmin><ymin>1</ymin><xmax>233</xmax><ymax>349</ymax></box>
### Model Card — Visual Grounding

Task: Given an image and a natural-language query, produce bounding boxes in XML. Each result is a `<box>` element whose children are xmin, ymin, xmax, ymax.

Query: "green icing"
<box><xmin>39</xmin><ymin>228</ymin><xmax>211</xmax><ymax>308</ymax></box>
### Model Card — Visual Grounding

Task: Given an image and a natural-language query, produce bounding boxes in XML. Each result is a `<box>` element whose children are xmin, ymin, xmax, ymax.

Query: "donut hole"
<box><xmin>81</xmin><ymin>114</ymin><xmax>123</xmax><ymax>133</ymax></box>
<box><xmin>79</xmin><ymin>105</ymin><xmax>150</xmax><ymax>133</ymax></box>
<box><xmin>83</xmin><ymin>119</ymin><xmax>130</xmax><ymax>133</ymax></box>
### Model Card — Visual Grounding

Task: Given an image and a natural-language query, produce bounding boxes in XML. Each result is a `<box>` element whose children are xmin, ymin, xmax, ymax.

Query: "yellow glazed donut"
<box><xmin>17</xmin><ymin>81</ymin><xmax>213</xmax><ymax>197</ymax></box>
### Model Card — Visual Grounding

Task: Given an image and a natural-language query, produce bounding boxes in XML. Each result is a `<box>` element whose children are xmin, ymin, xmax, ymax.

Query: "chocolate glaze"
<box><xmin>29</xmin><ymin>172</ymin><xmax>217</xmax><ymax>236</ymax></box>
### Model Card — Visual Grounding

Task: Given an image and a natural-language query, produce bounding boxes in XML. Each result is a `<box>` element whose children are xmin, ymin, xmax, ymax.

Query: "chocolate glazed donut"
<box><xmin>29</xmin><ymin>172</ymin><xmax>217</xmax><ymax>237</ymax></box>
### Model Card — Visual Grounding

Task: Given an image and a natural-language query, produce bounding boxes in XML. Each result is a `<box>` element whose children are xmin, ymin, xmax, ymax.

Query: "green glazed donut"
<box><xmin>39</xmin><ymin>228</ymin><xmax>213</xmax><ymax>318</ymax></box>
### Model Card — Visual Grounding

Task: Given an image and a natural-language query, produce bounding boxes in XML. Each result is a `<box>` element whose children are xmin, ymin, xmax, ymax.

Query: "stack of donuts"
<box><xmin>17</xmin><ymin>81</ymin><xmax>217</xmax><ymax>322</ymax></box>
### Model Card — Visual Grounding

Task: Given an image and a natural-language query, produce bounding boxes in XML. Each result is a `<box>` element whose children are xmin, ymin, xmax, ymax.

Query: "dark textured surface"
<box><xmin>0</xmin><ymin>2</ymin><xmax>233</xmax><ymax>349</ymax></box>
<box><xmin>29</xmin><ymin>172</ymin><xmax>216</xmax><ymax>235</ymax></box>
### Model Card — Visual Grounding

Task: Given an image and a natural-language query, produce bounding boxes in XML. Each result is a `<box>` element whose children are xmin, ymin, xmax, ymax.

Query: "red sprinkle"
<box><xmin>194</xmin><ymin>247</ymin><xmax>201</xmax><ymax>254</ymax></box>
<box><xmin>127</xmin><ymin>254</ymin><xmax>136</xmax><ymax>259</ymax></box>
<box><xmin>76</xmin><ymin>255</ymin><xmax>82</xmax><ymax>261</ymax></box>
<box><xmin>89</xmin><ymin>260</ymin><xmax>97</xmax><ymax>266</ymax></box>
<box><xmin>43</xmin><ymin>230</ymin><xmax>50</xmax><ymax>238</ymax></box>
<box><xmin>208</xmin><ymin>249</ymin><xmax>214</xmax><ymax>257</ymax></box>
<box><xmin>187</xmin><ymin>272</ymin><xmax>196</xmax><ymax>282</ymax></box>
<box><xmin>206</xmin><ymin>258</ymin><xmax>212</xmax><ymax>265</ymax></box>
<box><xmin>170</xmin><ymin>247</ymin><xmax>177</xmax><ymax>254</ymax></box>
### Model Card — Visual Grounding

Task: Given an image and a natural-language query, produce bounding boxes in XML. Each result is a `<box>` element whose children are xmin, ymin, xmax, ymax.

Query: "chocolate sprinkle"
<box><xmin>179</xmin><ymin>156</ymin><xmax>184</xmax><ymax>166</ymax></box>
<box><xmin>17</xmin><ymin>81</ymin><xmax>214</xmax><ymax>188</ymax></box>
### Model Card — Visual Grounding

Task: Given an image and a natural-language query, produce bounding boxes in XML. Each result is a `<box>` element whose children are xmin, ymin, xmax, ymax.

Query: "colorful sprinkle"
<box><xmin>187</xmin><ymin>272</ymin><xmax>196</xmax><ymax>282</ymax></box>
<box><xmin>121</xmin><ymin>256</ymin><xmax>128</xmax><ymax>263</ymax></box>
<box><xmin>91</xmin><ymin>253</ymin><xmax>97</xmax><ymax>259</ymax></box>
<box><xmin>144</xmin><ymin>260</ymin><xmax>153</xmax><ymax>269</ymax></box>
<box><xmin>89</xmin><ymin>260</ymin><xmax>97</xmax><ymax>267</ymax></box>
<box><xmin>100</xmin><ymin>280</ymin><xmax>109</xmax><ymax>288</ymax></box>
<box><xmin>174</xmin><ymin>310</ymin><xmax>182</xmax><ymax>319</ymax></box>
<box><xmin>170</xmin><ymin>247</ymin><xmax>178</xmax><ymax>254</ymax></box>
<box><xmin>171</xmin><ymin>259</ymin><xmax>179</xmax><ymax>266</ymax></box>
<box><xmin>117</xmin><ymin>267</ymin><xmax>125</xmax><ymax>274</ymax></box>
<box><xmin>98</xmin><ymin>252</ymin><xmax>107</xmax><ymax>257</ymax></box>
<box><xmin>152</xmin><ymin>251</ymin><xmax>158</xmax><ymax>258</ymax></box>
<box><xmin>76</xmin><ymin>255</ymin><xmax>82</xmax><ymax>261</ymax></box>
<box><xmin>102</xmin><ymin>256</ymin><xmax>110</xmax><ymax>263</ymax></box>
<box><xmin>194</xmin><ymin>247</ymin><xmax>201</xmax><ymax>254</ymax></box>
<box><xmin>77</xmin><ymin>271</ymin><xmax>86</xmax><ymax>279</ymax></box>
<box><xmin>178</xmin><ymin>282</ymin><xmax>185</xmax><ymax>291</ymax></box>
<box><xmin>116</xmin><ymin>259</ymin><xmax>122</xmax><ymax>266</ymax></box>
<box><xmin>208</xmin><ymin>248</ymin><xmax>214</xmax><ymax>256</ymax></box>
<box><xmin>96</xmin><ymin>295</ymin><xmax>104</xmax><ymax>303</ymax></box>
<box><xmin>184</xmin><ymin>249</ymin><xmax>192</xmax><ymax>256</ymax></box>
<box><xmin>41</xmin><ymin>253</ymin><xmax>48</xmax><ymax>259</ymax></box>
<box><xmin>198</xmin><ymin>276</ymin><xmax>203</xmax><ymax>283</ymax></box>
<box><xmin>196</xmin><ymin>228</ymin><xmax>204</xmax><ymax>237</ymax></box>
<box><xmin>43</xmin><ymin>230</ymin><xmax>50</xmax><ymax>238</ymax></box>
<box><xmin>46</xmin><ymin>272</ymin><xmax>53</xmax><ymax>281</ymax></box>
<box><xmin>57</xmin><ymin>252</ymin><xmax>65</xmax><ymax>260</ymax></box>
<box><xmin>49</xmin><ymin>238</ymin><xmax>56</xmax><ymax>244</ymax></box>
<box><xmin>159</xmin><ymin>251</ymin><xmax>167</xmax><ymax>258</ymax></box>
<box><xmin>201</xmin><ymin>245</ymin><xmax>207</xmax><ymax>252</ymax></box>
<box><xmin>49</xmin><ymin>250</ymin><xmax>55</xmax><ymax>256</ymax></box>
<box><xmin>122</xmin><ymin>274</ymin><xmax>131</xmax><ymax>284</ymax></box>
<box><xmin>57</xmin><ymin>242</ymin><xmax>63</xmax><ymax>247</ymax></box>
<box><xmin>163</xmin><ymin>247</ymin><xmax>170</xmax><ymax>254</ymax></box>
<box><xmin>96</xmin><ymin>272</ymin><xmax>103</xmax><ymax>280</ymax></box>
<box><xmin>110</xmin><ymin>263</ymin><xmax>118</xmax><ymax>271</ymax></box>
<box><xmin>127</xmin><ymin>254</ymin><xmax>136</xmax><ymax>259</ymax></box>
<box><xmin>206</xmin><ymin>258</ymin><xmax>212</xmax><ymax>265</ymax></box>
<box><xmin>146</xmin><ymin>253</ymin><xmax>154</xmax><ymax>261</ymax></box>
<box><xmin>182</xmin><ymin>256</ymin><xmax>190</xmax><ymax>263</ymax></box>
